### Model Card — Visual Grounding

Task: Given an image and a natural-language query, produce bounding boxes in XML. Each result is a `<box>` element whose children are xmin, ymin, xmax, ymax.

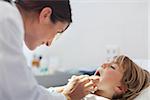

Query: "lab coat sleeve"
<box><xmin>0</xmin><ymin>2</ymin><xmax>66</xmax><ymax>100</ymax></box>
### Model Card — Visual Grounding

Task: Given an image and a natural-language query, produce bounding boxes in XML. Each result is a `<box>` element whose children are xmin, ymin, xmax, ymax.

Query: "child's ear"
<box><xmin>114</xmin><ymin>85</ymin><xmax>127</xmax><ymax>94</ymax></box>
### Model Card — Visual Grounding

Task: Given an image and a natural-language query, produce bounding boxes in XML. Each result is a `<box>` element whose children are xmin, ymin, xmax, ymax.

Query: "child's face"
<box><xmin>95</xmin><ymin>62</ymin><xmax>124</xmax><ymax>92</ymax></box>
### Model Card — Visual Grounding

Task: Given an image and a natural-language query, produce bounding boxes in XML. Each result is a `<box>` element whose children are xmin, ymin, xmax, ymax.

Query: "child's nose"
<box><xmin>101</xmin><ymin>64</ymin><xmax>109</xmax><ymax>69</ymax></box>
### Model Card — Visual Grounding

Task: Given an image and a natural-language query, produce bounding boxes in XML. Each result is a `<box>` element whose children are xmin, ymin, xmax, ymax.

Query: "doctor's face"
<box><xmin>24</xmin><ymin>8</ymin><xmax>69</xmax><ymax>50</ymax></box>
<box><xmin>35</xmin><ymin>21</ymin><xmax>68</xmax><ymax>47</ymax></box>
<box><xmin>26</xmin><ymin>21</ymin><xmax>69</xmax><ymax>50</ymax></box>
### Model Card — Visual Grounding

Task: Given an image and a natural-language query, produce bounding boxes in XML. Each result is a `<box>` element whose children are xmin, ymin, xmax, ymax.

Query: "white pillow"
<box><xmin>83</xmin><ymin>94</ymin><xmax>109</xmax><ymax>100</ymax></box>
<box><xmin>134</xmin><ymin>86</ymin><xmax>150</xmax><ymax>100</ymax></box>
<box><xmin>83</xmin><ymin>86</ymin><xmax>150</xmax><ymax>100</ymax></box>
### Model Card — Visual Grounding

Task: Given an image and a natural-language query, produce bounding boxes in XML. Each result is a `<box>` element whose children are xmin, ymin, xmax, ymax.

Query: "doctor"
<box><xmin>0</xmin><ymin>0</ymin><xmax>99</xmax><ymax>100</ymax></box>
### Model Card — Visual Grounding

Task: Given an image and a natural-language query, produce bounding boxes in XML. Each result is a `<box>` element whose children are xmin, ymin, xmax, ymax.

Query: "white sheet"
<box><xmin>134</xmin><ymin>86</ymin><xmax>150</xmax><ymax>100</ymax></box>
<box><xmin>83</xmin><ymin>86</ymin><xmax>150</xmax><ymax>100</ymax></box>
<box><xmin>83</xmin><ymin>94</ymin><xmax>109</xmax><ymax>100</ymax></box>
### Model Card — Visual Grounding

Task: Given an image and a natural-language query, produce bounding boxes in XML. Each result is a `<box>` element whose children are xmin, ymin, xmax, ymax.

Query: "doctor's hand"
<box><xmin>62</xmin><ymin>75</ymin><xmax>100</xmax><ymax>100</ymax></box>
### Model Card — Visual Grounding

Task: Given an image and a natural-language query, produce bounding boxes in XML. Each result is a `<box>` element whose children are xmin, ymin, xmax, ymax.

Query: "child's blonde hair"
<box><xmin>112</xmin><ymin>55</ymin><xmax>150</xmax><ymax>100</ymax></box>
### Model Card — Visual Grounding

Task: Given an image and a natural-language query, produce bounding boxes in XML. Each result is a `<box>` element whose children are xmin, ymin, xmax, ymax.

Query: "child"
<box><xmin>89</xmin><ymin>55</ymin><xmax>150</xmax><ymax>100</ymax></box>
<box><xmin>55</xmin><ymin>55</ymin><xmax>149</xmax><ymax>100</ymax></box>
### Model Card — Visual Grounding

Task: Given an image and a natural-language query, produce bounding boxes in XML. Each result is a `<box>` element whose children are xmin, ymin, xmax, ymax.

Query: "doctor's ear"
<box><xmin>39</xmin><ymin>7</ymin><xmax>52</xmax><ymax>24</ymax></box>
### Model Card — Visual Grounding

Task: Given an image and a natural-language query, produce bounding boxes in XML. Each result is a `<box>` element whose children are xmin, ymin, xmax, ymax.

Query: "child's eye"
<box><xmin>110</xmin><ymin>66</ymin><xmax>115</xmax><ymax>70</ymax></box>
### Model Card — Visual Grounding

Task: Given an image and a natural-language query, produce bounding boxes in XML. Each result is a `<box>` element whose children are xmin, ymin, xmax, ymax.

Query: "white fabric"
<box><xmin>0</xmin><ymin>1</ymin><xmax>66</xmax><ymax>100</ymax></box>
<box><xmin>84</xmin><ymin>86</ymin><xmax>150</xmax><ymax>100</ymax></box>
<box><xmin>83</xmin><ymin>94</ymin><xmax>109</xmax><ymax>100</ymax></box>
<box><xmin>134</xmin><ymin>86</ymin><xmax>150</xmax><ymax>100</ymax></box>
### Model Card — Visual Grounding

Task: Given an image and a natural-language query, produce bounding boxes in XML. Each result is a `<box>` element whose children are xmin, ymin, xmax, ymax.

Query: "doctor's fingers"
<box><xmin>84</xmin><ymin>80</ymin><xmax>98</xmax><ymax>92</ymax></box>
<box><xmin>66</xmin><ymin>76</ymin><xmax>91</xmax><ymax>92</ymax></box>
<box><xmin>89</xmin><ymin>76</ymin><xmax>100</xmax><ymax>85</ymax></box>
<box><xmin>84</xmin><ymin>80</ymin><xmax>94</xmax><ymax>88</ymax></box>
<box><xmin>78</xmin><ymin>76</ymin><xmax>92</xmax><ymax>85</ymax></box>
<box><xmin>69</xmin><ymin>75</ymin><xmax>89</xmax><ymax>82</ymax></box>
<box><xmin>72</xmin><ymin>75</ymin><xmax>89</xmax><ymax>79</ymax></box>
<box><xmin>67</xmin><ymin>75</ymin><xmax>89</xmax><ymax>88</ymax></box>
<box><xmin>82</xmin><ymin>86</ymin><xmax>95</xmax><ymax>96</ymax></box>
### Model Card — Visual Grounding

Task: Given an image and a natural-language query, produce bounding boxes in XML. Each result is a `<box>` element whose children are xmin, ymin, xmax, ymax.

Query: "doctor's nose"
<box><xmin>45</xmin><ymin>40</ymin><xmax>53</xmax><ymax>47</ymax></box>
<box><xmin>44</xmin><ymin>33</ymin><xmax>57</xmax><ymax>46</ymax></box>
<box><xmin>46</xmin><ymin>42</ymin><xmax>51</xmax><ymax>46</ymax></box>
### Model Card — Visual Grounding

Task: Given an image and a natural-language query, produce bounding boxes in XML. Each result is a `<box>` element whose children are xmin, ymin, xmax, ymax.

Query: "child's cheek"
<box><xmin>104</xmin><ymin>70</ymin><xmax>116</xmax><ymax>81</ymax></box>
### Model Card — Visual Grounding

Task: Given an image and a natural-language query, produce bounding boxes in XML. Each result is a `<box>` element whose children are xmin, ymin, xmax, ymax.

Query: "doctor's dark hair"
<box><xmin>15</xmin><ymin>0</ymin><xmax>72</xmax><ymax>24</ymax></box>
<box><xmin>3</xmin><ymin>0</ymin><xmax>11</xmax><ymax>3</ymax></box>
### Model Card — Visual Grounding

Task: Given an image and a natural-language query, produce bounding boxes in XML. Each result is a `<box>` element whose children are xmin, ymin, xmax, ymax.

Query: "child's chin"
<box><xmin>93</xmin><ymin>90</ymin><xmax>102</xmax><ymax>96</ymax></box>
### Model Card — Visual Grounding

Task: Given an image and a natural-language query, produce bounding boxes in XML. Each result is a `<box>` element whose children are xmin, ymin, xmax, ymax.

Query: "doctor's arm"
<box><xmin>51</xmin><ymin>75</ymin><xmax>100</xmax><ymax>100</ymax></box>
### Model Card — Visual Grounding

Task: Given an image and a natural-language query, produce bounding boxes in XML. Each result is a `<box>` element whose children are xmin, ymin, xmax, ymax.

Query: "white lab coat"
<box><xmin>0</xmin><ymin>1</ymin><xmax>66</xmax><ymax>100</ymax></box>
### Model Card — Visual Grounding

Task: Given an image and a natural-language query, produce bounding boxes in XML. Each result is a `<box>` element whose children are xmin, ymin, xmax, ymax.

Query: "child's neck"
<box><xmin>94</xmin><ymin>89</ymin><xmax>114</xmax><ymax>99</ymax></box>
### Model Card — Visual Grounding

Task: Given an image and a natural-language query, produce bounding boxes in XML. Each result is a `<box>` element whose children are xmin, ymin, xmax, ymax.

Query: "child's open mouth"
<box><xmin>94</xmin><ymin>70</ymin><xmax>101</xmax><ymax>76</ymax></box>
